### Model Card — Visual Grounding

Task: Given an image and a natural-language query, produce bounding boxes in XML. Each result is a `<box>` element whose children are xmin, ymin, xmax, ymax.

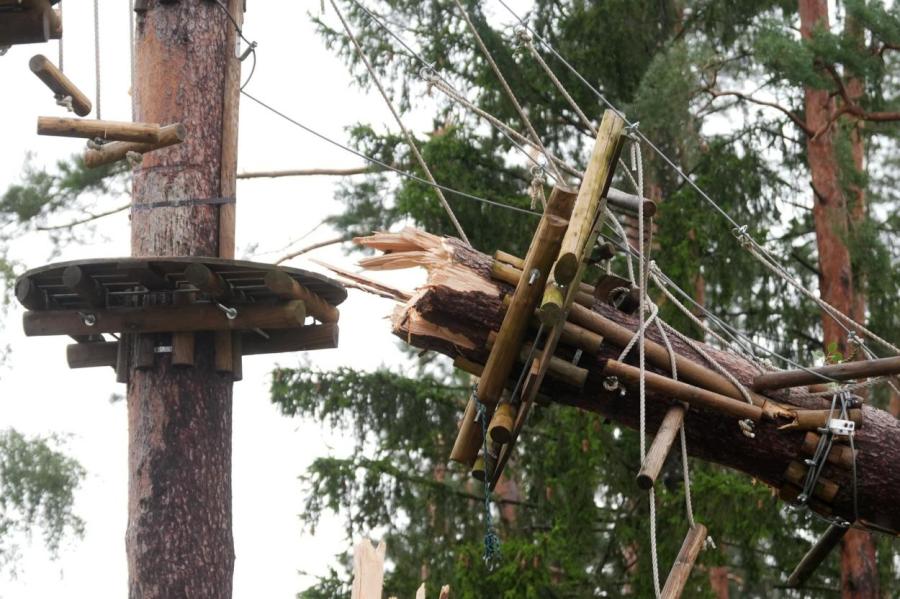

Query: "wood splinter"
<box><xmin>37</xmin><ymin>116</ymin><xmax>163</xmax><ymax>144</ymax></box>
<box><xmin>83</xmin><ymin>123</ymin><xmax>187</xmax><ymax>168</ymax></box>
<box><xmin>29</xmin><ymin>54</ymin><xmax>92</xmax><ymax>117</ymax></box>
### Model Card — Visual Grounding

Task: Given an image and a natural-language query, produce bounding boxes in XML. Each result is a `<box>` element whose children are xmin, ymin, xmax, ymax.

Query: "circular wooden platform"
<box><xmin>15</xmin><ymin>256</ymin><xmax>347</xmax><ymax>312</ymax></box>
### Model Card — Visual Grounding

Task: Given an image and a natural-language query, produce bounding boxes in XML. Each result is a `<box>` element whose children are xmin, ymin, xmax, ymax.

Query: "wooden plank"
<box><xmin>37</xmin><ymin>117</ymin><xmax>163</xmax><ymax>143</ymax></box>
<box><xmin>553</xmin><ymin>110</ymin><xmax>626</xmax><ymax>285</ymax></box>
<box><xmin>29</xmin><ymin>54</ymin><xmax>92</xmax><ymax>117</ymax></box>
<box><xmin>264</xmin><ymin>270</ymin><xmax>339</xmax><ymax>323</ymax></box>
<box><xmin>83</xmin><ymin>124</ymin><xmax>187</xmax><ymax>168</ymax></box>
<box><xmin>660</xmin><ymin>524</ymin><xmax>708</xmax><ymax>599</ymax></box>
<box><xmin>637</xmin><ymin>404</ymin><xmax>686</xmax><ymax>490</ymax></box>
<box><xmin>753</xmin><ymin>356</ymin><xmax>900</xmax><ymax>391</ymax></box>
<box><xmin>351</xmin><ymin>538</ymin><xmax>386</xmax><ymax>599</ymax></box>
<box><xmin>449</xmin><ymin>186</ymin><xmax>574</xmax><ymax>465</ymax></box>
<box><xmin>23</xmin><ymin>300</ymin><xmax>307</xmax><ymax>337</ymax></box>
<box><xmin>786</xmin><ymin>524</ymin><xmax>849</xmax><ymax>588</ymax></box>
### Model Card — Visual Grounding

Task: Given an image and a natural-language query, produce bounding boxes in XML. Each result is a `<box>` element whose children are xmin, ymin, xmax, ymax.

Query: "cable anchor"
<box><xmin>216</xmin><ymin>302</ymin><xmax>238</xmax><ymax>320</ymax></box>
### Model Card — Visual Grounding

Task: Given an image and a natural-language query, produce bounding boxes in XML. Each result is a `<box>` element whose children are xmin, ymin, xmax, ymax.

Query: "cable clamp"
<box><xmin>624</xmin><ymin>121</ymin><xmax>641</xmax><ymax>140</ymax></box>
<box><xmin>154</xmin><ymin>345</ymin><xmax>173</xmax><ymax>354</ymax></box>
<box><xmin>827</xmin><ymin>418</ymin><xmax>855</xmax><ymax>436</ymax></box>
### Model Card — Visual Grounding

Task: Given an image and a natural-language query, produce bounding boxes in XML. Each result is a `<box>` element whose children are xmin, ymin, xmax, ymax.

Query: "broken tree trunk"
<box><xmin>355</xmin><ymin>228</ymin><xmax>900</xmax><ymax>536</ymax></box>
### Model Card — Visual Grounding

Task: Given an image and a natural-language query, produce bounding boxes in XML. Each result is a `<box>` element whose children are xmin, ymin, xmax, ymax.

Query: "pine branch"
<box><xmin>34</xmin><ymin>204</ymin><xmax>129</xmax><ymax>231</ymax></box>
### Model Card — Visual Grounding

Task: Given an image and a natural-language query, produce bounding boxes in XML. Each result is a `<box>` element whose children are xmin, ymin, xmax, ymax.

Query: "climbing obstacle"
<box><xmin>15</xmin><ymin>257</ymin><xmax>345</xmax><ymax>383</ymax></box>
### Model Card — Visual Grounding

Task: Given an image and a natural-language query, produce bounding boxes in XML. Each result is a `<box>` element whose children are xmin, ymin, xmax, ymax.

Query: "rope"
<box><xmin>129</xmin><ymin>0</ymin><xmax>135</xmax><ymax>120</ymax></box>
<box><xmin>450</xmin><ymin>0</ymin><xmax>567</xmax><ymax>187</ymax></box>
<box><xmin>58</xmin><ymin>0</ymin><xmax>63</xmax><ymax>71</ymax></box>
<box><xmin>94</xmin><ymin>0</ymin><xmax>102</xmax><ymax>119</ymax></box>
<box><xmin>474</xmin><ymin>393</ymin><xmax>501</xmax><ymax>568</ymax></box>
<box><xmin>330</xmin><ymin>0</ymin><xmax>470</xmax><ymax>244</ymax></box>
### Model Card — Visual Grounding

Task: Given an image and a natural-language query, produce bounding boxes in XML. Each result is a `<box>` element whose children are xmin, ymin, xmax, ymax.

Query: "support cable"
<box><xmin>94</xmin><ymin>0</ymin><xmax>101</xmax><ymax>119</ymax></box>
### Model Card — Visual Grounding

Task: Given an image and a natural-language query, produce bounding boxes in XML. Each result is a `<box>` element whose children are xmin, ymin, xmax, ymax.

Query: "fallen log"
<box><xmin>355</xmin><ymin>228</ymin><xmax>900</xmax><ymax>536</ymax></box>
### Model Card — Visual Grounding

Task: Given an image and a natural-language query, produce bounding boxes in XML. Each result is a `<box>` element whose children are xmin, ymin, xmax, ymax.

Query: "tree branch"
<box><xmin>237</xmin><ymin>166</ymin><xmax>378</xmax><ymax>179</ymax></box>
<box><xmin>35</xmin><ymin>204</ymin><xmax>130</xmax><ymax>231</ymax></box>
<box><xmin>705</xmin><ymin>88</ymin><xmax>813</xmax><ymax>136</ymax></box>
<box><xmin>275</xmin><ymin>235</ymin><xmax>352</xmax><ymax>265</ymax></box>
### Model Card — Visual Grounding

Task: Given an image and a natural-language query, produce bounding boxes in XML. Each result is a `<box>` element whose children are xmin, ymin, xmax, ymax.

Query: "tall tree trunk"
<box><xmin>128</xmin><ymin>2</ymin><xmax>241</xmax><ymax>597</ymax></box>
<box><xmin>799</xmin><ymin>2</ymin><xmax>879</xmax><ymax>596</ymax></box>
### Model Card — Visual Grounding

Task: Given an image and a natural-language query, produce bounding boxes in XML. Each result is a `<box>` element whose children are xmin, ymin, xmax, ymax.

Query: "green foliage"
<box><xmin>0</xmin><ymin>428</ymin><xmax>85</xmax><ymax>574</ymax></box>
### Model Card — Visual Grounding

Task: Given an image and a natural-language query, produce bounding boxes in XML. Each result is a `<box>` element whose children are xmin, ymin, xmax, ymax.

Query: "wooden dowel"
<box><xmin>554</xmin><ymin>110</ymin><xmax>626</xmax><ymax>285</ymax></box>
<box><xmin>484</xmin><ymin>332</ymin><xmax>589</xmax><ymax>388</ymax></box>
<box><xmin>171</xmin><ymin>332</ymin><xmax>195</xmax><ymax>367</ymax></box>
<box><xmin>637</xmin><ymin>404</ymin><xmax>686</xmax><ymax>490</ymax></box>
<box><xmin>29</xmin><ymin>54</ymin><xmax>92</xmax><ymax>117</ymax></box>
<box><xmin>184</xmin><ymin>263</ymin><xmax>231</xmax><ymax>299</ymax></box>
<box><xmin>453</xmin><ymin>356</ymin><xmax>484</xmax><ymax>377</ymax></box>
<box><xmin>557</xmin><ymin>318</ymin><xmax>604</xmax><ymax>355</ymax></box>
<box><xmin>781</xmin><ymin>409</ymin><xmax>863</xmax><ymax>432</ymax></box>
<box><xmin>62</xmin><ymin>265</ymin><xmax>105</xmax><ymax>308</ymax></box>
<box><xmin>606</xmin><ymin>187</ymin><xmax>657</xmax><ymax>217</ymax></box>
<box><xmin>786</xmin><ymin>524</ymin><xmax>849</xmax><ymax>588</ymax></box>
<box><xmin>602</xmin><ymin>359</ymin><xmax>764</xmax><ymax>422</ymax></box>
<box><xmin>231</xmin><ymin>332</ymin><xmax>243</xmax><ymax>382</ymax></box>
<box><xmin>264</xmin><ymin>270</ymin><xmax>338</xmax><ymax>323</ymax></box>
<box><xmin>23</xmin><ymin>300</ymin><xmax>307</xmax><ymax>337</ymax></box>
<box><xmin>568</xmin><ymin>304</ymin><xmax>792</xmax><ymax>421</ymax></box>
<box><xmin>134</xmin><ymin>334</ymin><xmax>155</xmax><ymax>370</ymax></box>
<box><xmin>753</xmin><ymin>356</ymin><xmax>900</xmax><ymax>391</ymax></box>
<box><xmin>488</xmin><ymin>403</ymin><xmax>517</xmax><ymax>444</ymax></box>
<box><xmin>15</xmin><ymin>277</ymin><xmax>43</xmax><ymax>310</ymax></box>
<box><xmin>492</xmin><ymin>260</ymin><xmax>594</xmax><ymax>312</ymax></box>
<box><xmin>214</xmin><ymin>330</ymin><xmax>233</xmax><ymax>374</ymax></box>
<box><xmin>37</xmin><ymin>117</ymin><xmax>162</xmax><ymax>143</ymax></box>
<box><xmin>83</xmin><ymin>124</ymin><xmax>187</xmax><ymax>168</ymax></box>
<box><xmin>660</xmin><ymin>524</ymin><xmax>708</xmax><ymax>599</ymax></box>
<box><xmin>784</xmin><ymin>461</ymin><xmax>839</xmax><ymax>503</ymax></box>
<box><xmin>800</xmin><ymin>432</ymin><xmax>856</xmax><ymax>470</ymax></box>
<box><xmin>450</xmin><ymin>186</ymin><xmax>574</xmax><ymax>465</ymax></box>
<box><xmin>592</xmin><ymin>241</ymin><xmax>616</xmax><ymax>262</ymax></box>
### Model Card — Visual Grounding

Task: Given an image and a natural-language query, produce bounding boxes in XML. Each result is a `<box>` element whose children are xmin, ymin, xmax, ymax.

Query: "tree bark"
<box><xmin>356</xmin><ymin>228</ymin><xmax>900</xmax><ymax>536</ymax></box>
<box><xmin>128</xmin><ymin>2</ymin><xmax>240</xmax><ymax>597</ymax></box>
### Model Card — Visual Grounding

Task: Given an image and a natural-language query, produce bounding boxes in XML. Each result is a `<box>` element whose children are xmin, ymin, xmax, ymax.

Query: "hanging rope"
<box><xmin>93</xmin><ymin>0</ymin><xmax>102</xmax><ymax>119</ymax></box>
<box><xmin>329</xmin><ymin>0</ymin><xmax>469</xmax><ymax>244</ymax></box>
<box><xmin>129</xmin><ymin>0</ymin><xmax>135</xmax><ymax>120</ymax></box>
<box><xmin>57</xmin><ymin>0</ymin><xmax>63</xmax><ymax>71</ymax></box>
<box><xmin>450</xmin><ymin>0</ymin><xmax>567</xmax><ymax>187</ymax></box>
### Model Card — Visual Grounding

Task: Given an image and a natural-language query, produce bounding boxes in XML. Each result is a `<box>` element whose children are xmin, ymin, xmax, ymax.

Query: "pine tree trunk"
<box><xmin>128</xmin><ymin>2</ymin><xmax>239</xmax><ymax>597</ymax></box>
<box><xmin>799</xmin><ymin>2</ymin><xmax>879</xmax><ymax>596</ymax></box>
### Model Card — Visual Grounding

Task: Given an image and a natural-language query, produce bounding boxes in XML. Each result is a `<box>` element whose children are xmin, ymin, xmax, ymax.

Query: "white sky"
<box><xmin>0</xmin><ymin>1</ymin><xmax>482</xmax><ymax>596</ymax></box>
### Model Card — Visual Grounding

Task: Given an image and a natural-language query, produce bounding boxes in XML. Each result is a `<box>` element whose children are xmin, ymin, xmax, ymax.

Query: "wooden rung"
<box><xmin>214</xmin><ymin>330</ymin><xmax>234</xmax><ymax>374</ymax></box>
<box><xmin>606</xmin><ymin>187</ymin><xmax>657</xmax><ymax>217</ymax></box>
<box><xmin>184</xmin><ymin>263</ymin><xmax>232</xmax><ymax>299</ymax></box>
<box><xmin>660</xmin><ymin>524</ymin><xmax>708</xmax><ymax>599</ymax></box>
<box><xmin>491</xmin><ymin>260</ymin><xmax>594</xmax><ymax>311</ymax></box>
<box><xmin>450</xmin><ymin>186</ymin><xmax>574</xmax><ymax>466</ymax></box>
<box><xmin>37</xmin><ymin>117</ymin><xmax>163</xmax><ymax>143</ymax></box>
<box><xmin>62</xmin><ymin>265</ymin><xmax>106</xmax><ymax>308</ymax></box>
<box><xmin>488</xmin><ymin>402</ymin><xmax>517</xmax><ymax>444</ymax></box>
<box><xmin>753</xmin><ymin>356</ymin><xmax>900</xmax><ymax>391</ymax></box>
<box><xmin>485</xmin><ymin>332</ymin><xmax>588</xmax><ymax>388</ymax></box>
<box><xmin>800</xmin><ymin>432</ymin><xmax>856</xmax><ymax>470</ymax></box>
<box><xmin>83</xmin><ymin>124</ymin><xmax>187</xmax><ymax>169</ymax></box>
<box><xmin>786</xmin><ymin>524</ymin><xmax>848</xmax><ymax>588</ymax></box>
<box><xmin>780</xmin><ymin>408</ymin><xmax>863</xmax><ymax>432</ymax></box>
<box><xmin>602</xmin><ymin>359</ymin><xmax>764</xmax><ymax>422</ymax></box>
<box><xmin>24</xmin><ymin>300</ymin><xmax>306</xmax><ymax>337</ymax></box>
<box><xmin>171</xmin><ymin>332</ymin><xmax>196</xmax><ymax>367</ymax></box>
<box><xmin>553</xmin><ymin>110</ymin><xmax>626</xmax><ymax>286</ymax></box>
<box><xmin>264</xmin><ymin>270</ymin><xmax>338</xmax><ymax>323</ymax></box>
<box><xmin>637</xmin><ymin>404</ymin><xmax>686</xmax><ymax>490</ymax></box>
<box><xmin>591</xmin><ymin>241</ymin><xmax>616</xmax><ymax>262</ymax></box>
<box><xmin>29</xmin><ymin>54</ymin><xmax>92</xmax><ymax>117</ymax></box>
<box><xmin>783</xmin><ymin>461</ymin><xmax>839</xmax><ymax>503</ymax></box>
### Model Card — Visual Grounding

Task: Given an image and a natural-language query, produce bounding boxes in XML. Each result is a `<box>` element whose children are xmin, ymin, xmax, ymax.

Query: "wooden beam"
<box><xmin>637</xmin><ymin>404</ymin><xmax>686</xmax><ymax>490</ymax></box>
<box><xmin>607</xmin><ymin>187</ymin><xmax>657</xmax><ymax>217</ymax></box>
<box><xmin>553</xmin><ymin>110</ymin><xmax>626</xmax><ymax>285</ymax></box>
<box><xmin>37</xmin><ymin>117</ymin><xmax>163</xmax><ymax>143</ymax></box>
<box><xmin>450</xmin><ymin>186</ymin><xmax>574</xmax><ymax>465</ymax></box>
<box><xmin>29</xmin><ymin>54</ymin><xmax>92</xmax><ymax>117</ymax></box>
<box><xmin>602</xmin><ymin>359</ymin><xmax>765</xmax><ymax>422</ymax></box>
<box><xmin>753</xmin><ymin>356</ymin><xmax>900</xmax><ymax>391</ymax></box>
<box><xmin>24</xmin><ymin>300</ymin><xmax>307</xmax><ymax>337</ymax></box>
<box><xmin>83</xmin><ymin>124</ymin><xmax>186</xmax><ymax>168</ymax></box>
<box><xmin>786</xmin><ymin>524</ymin><xmax>849</xmax><ymax>588</ymax></box>
<box><xmin>67</xmin><ymin>341</ymin><xmax>118</xmax><ymax>369</ymax></box>
<box><xmin>484</xmin><ymin>332</ymin><xmax>588</xmax><ymax>388</ymax></box>
<box><xmin>660</xmin><ymin>524</ymin><xmax>708</xmax><ymax>599</ymax></box>
<box><xmin>264</xmin><ymin>270</ymin><xmax>339</xmax><ymax>323</ymax></box>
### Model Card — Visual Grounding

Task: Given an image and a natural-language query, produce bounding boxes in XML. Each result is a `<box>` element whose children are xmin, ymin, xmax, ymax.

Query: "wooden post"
<box><xmin>660</xmin><ymin>524</ymin><xmax>708</xmax><ymax>599</ymax></box>
<box><xmin>636</xmin><ymin>404</ymin><xmax>686</xmax><ymax>490</ymax></box>
<box><xmin>127</xmin><ymin>3</ymin><xmax>244</xmax><ymax>597</ymax></box>
<box><xmin>753</xmin><ymin>356</ymin><xmax>900</xmax><ymax>391</ymax></box>
<box><xmin>29</xmin><ymin>54</ymin><xmax>93</xmax><ymax>117</ymax></box>
<box><xmin>786</xmin><ymin>524</ymin><xmax>849</xmax><ymax>587</ymax></box>
<box><xmin>83</xmin><ymin>124</ymin><xmax>187</xmax><ymax>168</ymax></box>
<box><xmin>37</xmin><ymin>117</ymin><xmax>163</xmax><ymax>143</ymax></box>
<box><xmin>449</xmin><ymin>186</ymin><xmax>574</xmax><ymax>465</ymax></box>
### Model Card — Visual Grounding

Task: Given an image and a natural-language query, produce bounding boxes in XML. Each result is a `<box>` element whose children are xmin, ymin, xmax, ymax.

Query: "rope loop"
<box><xmin>739</xmin><ymin>419</ymin><xmax>756</xmax><ymax>439</ymax></box>
<box><xmin>514</xmin><ymin>26</ymin><xmax>532</xmax><ymax>45</ymax></box>
<box><xmin>55</xmin><ymin>94</ymin><xmax>74</xmax><ymax>113</ymax></box>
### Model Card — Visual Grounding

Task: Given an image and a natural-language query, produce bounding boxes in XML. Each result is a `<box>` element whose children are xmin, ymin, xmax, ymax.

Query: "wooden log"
<box><xmin>0</xmin><ymin>4</ymin><xmax>50</xmax><ymax>46</ymax></box>
<box><xmin>784</xmin><ymin>461</ymin><xmax>839</xmax><ymax>503</ymax></box>
<box><xmin>637</xmin><ymin>404</ymin><xmax>686</xmax><ymax>490</ymax></box>
<box><xmin>62</xmin><ymin>265</ymin><xmax>105</xmax><ymax>307</ymax></box>
<box><xmin>786</xmin><ymin>524</ymin><xmax>850</xmax><ymax>588</ymax></box>
<box><xmin>606</xmin><ymin>187</ymin><xmax>657</xmax><ymax>217</ymax></box>
<box><xmin>660</xmin><ymin>524</ymin><xmax>708</xmax><ymax>599</ymax></box>
<box><xmin>568</xmin><ymin>304</ymin><xmax>793</xmax><ymax>421</ymax></box>
<box><xmin>37</xmin><ymin>117</ymin><xmax>162</xmax><ymax>143</ymax></box>
<box><xmin>800</xmin><ymin>432</ymin><xmax>856</xmax><ymax>470</ymax></box>
<box><xmin>450</xmin><ymin>186</ymin><xmax>574</xmax><ymax>465</ymax></box>
<box><xmin>29</xmin><ymin>54</ymin><xmax>92</xmax><ymax>117</ymax></box>
<box><xmin>214</xmin><ymin>330</ymin><xmax>233</xmax><ymax>374</ymax></box>
<box><xmin>553</xmin><ymin>110</ymin><xmax>626</xmax><ymax>285</ymax></box>
<box><xmin>264</xmin><ymin>270</ymin><xmax>338</xmax><ymax>323</ymax></box>
<box><xmin>83</xmin><ymin>124</ymin><xmax>187</xmax><ymax>168</ymax></box>
<box><xmin>781</xmin><ymin>408</ymin><xmax>863</xmax><ymax>432</ymax></box>
<box><xmin>23</xmin><ymin>300</ymin><xmax>307</xmax><ymax>337</ymax></box>
<box><xmin>184</xmin><ymin>263</ymin><xmax>231</xmax><ymax>299</ymax></box>
<box><xmin>15</xmin><ymin>277</ymin><xmax>43</xmax><ymax>310</ymax></box>
<box><xmin>67</xmin><ymin>341</ymin><xmax>118</xmax><ymax>369</ymax></box>
<box><xmin>488</xmin><ymin>402</ymin><xmax>517</xmax><ymax>444</ymax></box>
<box><xmin>602</xmin><ymin>359</ymin><xmax>765</xmax><ymax>422</ymax></box>
<box><xmin>753</xmin><ymin>356</ymin><xmax>900</xmax><ymax>391</ymax></box>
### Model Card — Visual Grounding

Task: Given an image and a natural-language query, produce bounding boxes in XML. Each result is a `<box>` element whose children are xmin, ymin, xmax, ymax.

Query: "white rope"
<box><xmin>57</xmin><ymin>1</ymin><xmax>63</xmax><ymax>72</ymax></box>
<box><xmin>450</xmin><ymin>0</ymin><xmax>567</xmax><ymax>187</ymax></box>
<box><xmin>94</xmin><ymin>0</ymin><xmax>102</xmax><ymax>119</ymax></box>
<box><xmin>605</xmin><ymin>208</ymin><xmax>637</xmax><ymax>285</ymax></box>
<box><xmin>329</xmin><ymin>0</ymin><xmax>469</xmax><ymax>245</ymax></box>
<box><xmin>129</xmin><ymin>0</ymin><xmax>135</xmax><ymax>120</ymax></box>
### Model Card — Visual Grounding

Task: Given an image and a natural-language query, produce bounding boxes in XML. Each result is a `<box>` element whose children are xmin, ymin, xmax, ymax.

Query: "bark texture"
<box><xmin>129</xmin><ymin>2</ymin><xmax>237</xmax><ymax>597</ymax></box>
<box><xmin>357</xmin><ymin>229</ymin><xmax>900</xmax><ymax>537</ymax></box>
